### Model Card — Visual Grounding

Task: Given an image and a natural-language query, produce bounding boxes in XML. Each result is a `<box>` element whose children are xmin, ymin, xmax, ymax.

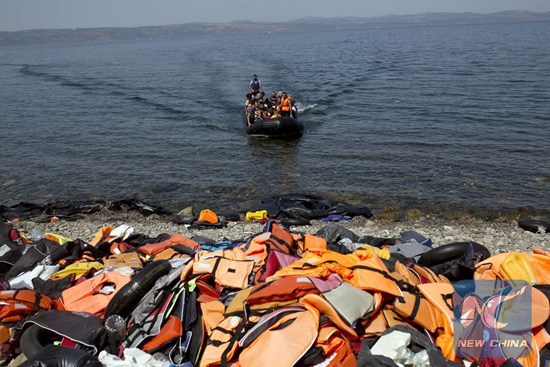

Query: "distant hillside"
<box><xmin>1</xmin><ymin>10</ymin><xmax>549</xmax><ymax>47</ymax></box>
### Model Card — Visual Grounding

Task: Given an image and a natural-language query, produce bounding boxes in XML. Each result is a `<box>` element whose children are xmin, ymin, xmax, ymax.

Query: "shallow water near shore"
<box><xmin>1</xmin><ymin>22</ymin><xmax>549</xmax><ymax>216</ymax></box>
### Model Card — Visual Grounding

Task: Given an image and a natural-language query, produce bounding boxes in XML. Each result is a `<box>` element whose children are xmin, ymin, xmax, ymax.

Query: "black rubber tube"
<box><xmin>20</xmin><ymin>324</ymin><xmax>54</xmax><ymax>359</ymax></box>
<box><xmin>417</xmin><ymin>242</ymin><xmax>491</xmax><ymax>267</ymax></box>
<box><xmin>20</xmin><ymin>345</ymin><xmax>102</xmax><ymax>367</ymax></box>
<box><xmin>104</xmin><ymin>260</ymin><xmax>172</xmax><ymax>319</ymax></box>
<box><xmin>518</xmin><ymin>219</ymin><xmax>550</xmax><ymax>233</ymax></box>
<box><xmin>280</xmin><ymin>218</ymin><xmax>311</xmax><ymax>227</ymax></box>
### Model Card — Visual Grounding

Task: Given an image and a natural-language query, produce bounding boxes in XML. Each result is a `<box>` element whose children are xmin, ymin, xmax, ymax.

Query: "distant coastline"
<box><xmin>1</xmin><ymin>10</ymin><xmax>549</xmax><ymax>47</ymax></box>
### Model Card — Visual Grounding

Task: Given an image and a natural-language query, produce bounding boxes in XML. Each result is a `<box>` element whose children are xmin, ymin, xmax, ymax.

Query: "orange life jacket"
<box><xmin>61</xmin><ymin>271</ymin><xmax>131</xmax><ymax>317</ymax></box>
<box><xmin>200</xmin><ymin>315</ymin><xmax>243</xmax><ymax>367</ymax></box>
<box><xmin>300</xmin><ymin>294</ymin><xmax>358</xmax><ymax>341</ymax></box>
<box><xmin>141</xmin><ymin>315</ymin><xmax>182</xmax><ymax>353</ymax></box>
<box><xmin>238</xmin><ymin>306</ymin><xmax>319</xmax><ymax>367</ymax></box>
<box><xmin>246</xmin><ymin>276</ymin><xmax>319</xmax><ymax>306</ymax></box>
<box><xmin>416</xmin><ymin>283</ymin><xmax>457</xmax><ymax>361</ymax></box>
<box><xmin>244</xmin><ymin>224</ymin><xmax>295</xmax><ymax>284</ymax></box>
<box><xmin>350</xmin><ymin>256</ymin><xmax>403</xmax><ymax>297</ymax></box>
<box><xmin>139</xmin><ymin>233</ymin><xmax>200</xmax><ymax>256</ymax></box>
<box><xmin>194</xmin><ymin>253</ymin><xmax>254</xmax><ymax>290</ymax></box>
<box><xmin>315</xmin><ymin>325</ymin><xmax>357</xmax><ymax>367</ymax></box>
<box><xmin>477</xmin><ymin>250</ymin><xmax>550</xmax><ymax>285</ymax></box>
<box><xmin>294</xmin><ymin>234</ymin><xmax>328</xmax><ymax>255</ymax></box>
<box><xmin>361</xmin><ymin>307</ymin><xmax>410</xmax><ymax>337</ymax></box>
<box><xmin>280</xmin><ymin>96</ymin><xmax>292</xmax><ymax>111</ymax></box>
<box><xmin>392</xmin><ymin>288</ymin><xmax>445</xmax><ymax>333</ymax></box>
<box><xmin>0</xmin><ymin>290</ymin><xmax>63</xmax><ymax>324</ymax></box>
<box><xmin>201</xmin><ymin>300</ymin><xmax>226</xmax><ymax>336</ymax></box>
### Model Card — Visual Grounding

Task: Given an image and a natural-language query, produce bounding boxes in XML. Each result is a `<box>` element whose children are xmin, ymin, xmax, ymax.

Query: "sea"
<box><xmin>1</xmin><ymin>21</ymin><xmax>549</xmax><ymax>218</ymax></box>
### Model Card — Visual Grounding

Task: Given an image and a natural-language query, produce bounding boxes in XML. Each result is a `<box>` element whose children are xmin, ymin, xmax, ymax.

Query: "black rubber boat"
<box><xmin>246</xmin><ymin>117</ymin><xmax>304</xmax><ymax>139</ymax></box>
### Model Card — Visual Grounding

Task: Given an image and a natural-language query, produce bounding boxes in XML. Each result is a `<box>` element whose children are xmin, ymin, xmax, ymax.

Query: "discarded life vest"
<box><xmin>475</xmin><ymin>250</ymin><xmax>550</xmax><ymax>285</ymax></box>
<box><xmin>200</xmin><ymin>315</ymin><xmax>243</xmax><ymax>367</ymax></box>
<box><xmin>361</xmin><ymin>307</ymin><xmax>410</xmax><ymax>337</ymax></box>
<box><xmin>51</xmin><ymin>261</ymin><xmax>103</xmax><ymax>280</ymax></box>
<box><xmin>246</xmin><ymin>276</ymin><xmax>320</xmax><ymax>307</ymax></box>
<box><xmin>141</xmin><ymin>315</ymin><xmax>183</xmax><ymax>353</ymax></box>
<box><xmin>62</xmin><ymin>271</ymin><xmax>131</xmax><ymax>317</ymax></box>
<box><xmin>350</xmin><ymin>256</ymin><xmax>403</xmax><ymax>297</ymax></box>
<box><xmin>194</xmin><ymin>252</ymin><xmax>254</xmax><ymax>290</ymax></box>
<box><xmin>198</xmin><ymin>209</ymin><xmax>219</xmax><ymax>224</ymax></box>
<box><xmin>0</xmin><ymin>289</ymin><xmax>63</xmax><ymax>324</ymax></box>
<box><xmin>417</xmin><ymin>282</ymin><xmax>457</xmax><ymax>361</ymax></box>
<box><xmin>313</xmin><ymin>325</ymin><xmax>357</xmax><ymax>367</ymax></box>
<box><xmin>238</xmin><ymin>306</ymin><xmax>320</xmax><ymax>367</ymax></box>
<box><xmin>300</xmin><ymin>294</ymin><xmax>358</xmax><ymax>341</ymax></box>
<box><xmin>293</xmin><ymin>233</ymin><xmax>328</xmax><ymax>255</ymax></box>
<box><xmin>452</xmin><ymin>284</ymin><xmax>549</xmax><ymax>367</ymax></box>
<box><xmin>139</xmin><ymin>233</ymin><xmax>200</xmax><ymax>256</ymax></box>
<box><xmin>393</xmin><ymin>288</ymin><xmax>446</xmax><ymax>333</ymax></box>
<box><xmin>244</xmin><ymin>223</ymin><xmax>296</xmax><ymax>284</ymax></box>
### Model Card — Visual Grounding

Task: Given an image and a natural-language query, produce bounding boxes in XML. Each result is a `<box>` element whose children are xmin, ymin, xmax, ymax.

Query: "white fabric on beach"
<box><xmin>8</xmin><ymin>264</ymin><xmax>59</xmax><ymax>289</ymax></box>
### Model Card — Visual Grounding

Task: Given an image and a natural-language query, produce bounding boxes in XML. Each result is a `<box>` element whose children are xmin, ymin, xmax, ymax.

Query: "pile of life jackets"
<box><xmin>0</xmin><ymin>219</ymin><xmax>549</xmax><ymax>367</ymax></box>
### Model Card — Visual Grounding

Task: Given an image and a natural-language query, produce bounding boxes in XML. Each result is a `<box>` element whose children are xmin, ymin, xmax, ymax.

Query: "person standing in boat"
<box><xmin>249</xmin><ymin>74</ymin><xmax>262</xmax><ymax>95</ymax></box>
<box><xmin>246</xmin><ymin>102</ymin><xmax>256</xmax><ymax>127</ymax></box>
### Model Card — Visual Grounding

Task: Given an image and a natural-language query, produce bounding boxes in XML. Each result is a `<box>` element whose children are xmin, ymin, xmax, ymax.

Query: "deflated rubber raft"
<box><xmin>1</xmin><ymin>219</ymin><xmax>550</xmax><ymax>367</ymax></box>
<box><xmin>246</xmin><ymin>117</ymin><xmax>304</xmax><ymax>139</ymax></box>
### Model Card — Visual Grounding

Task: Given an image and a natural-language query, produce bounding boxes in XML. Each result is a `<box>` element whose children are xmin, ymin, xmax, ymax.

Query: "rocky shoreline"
<box><xmin>10</xmin><ymin>208</ymin><xmax>548</xmax><ymax>254</ymax></box>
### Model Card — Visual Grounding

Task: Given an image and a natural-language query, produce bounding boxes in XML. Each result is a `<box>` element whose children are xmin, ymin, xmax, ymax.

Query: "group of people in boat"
<box><xmin>246</xmin><ymin>74</ymin><xmax>297</xmax><ymax>126</ymax></box>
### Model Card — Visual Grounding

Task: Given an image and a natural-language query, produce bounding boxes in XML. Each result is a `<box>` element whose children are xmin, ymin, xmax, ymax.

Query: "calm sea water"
<box><xmin>1</xmin><ymin>22</ymin><xmax>549</xmax><ymax>216</ymax></box>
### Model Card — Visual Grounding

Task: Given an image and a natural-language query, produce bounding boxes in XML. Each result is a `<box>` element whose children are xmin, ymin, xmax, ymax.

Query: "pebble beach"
<box><xmin>11</xmin><ymin>208</ymin><xmax>549</xmax><ymax>254</ymax></box>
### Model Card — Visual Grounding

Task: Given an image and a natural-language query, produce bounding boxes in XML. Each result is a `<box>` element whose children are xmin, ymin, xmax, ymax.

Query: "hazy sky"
<box><xmin>1</xmin><ymin>0</ymin><xmax>549</xmax><ymax>31</ymax></box>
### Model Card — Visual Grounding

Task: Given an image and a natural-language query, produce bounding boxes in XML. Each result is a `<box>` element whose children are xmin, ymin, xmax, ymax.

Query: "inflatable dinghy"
<box><xmin>246</xmin><ymin>117</ymin><xmax>304</xmax><ymax>139</ymax></box>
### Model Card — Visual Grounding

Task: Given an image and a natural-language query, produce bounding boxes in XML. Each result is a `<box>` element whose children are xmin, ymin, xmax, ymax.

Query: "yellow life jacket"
<box><xmin>51</xmin><ymin>261</ymin><xmax>103</xmax><ymax>280</ymax></box>
<box><xmin>475</xmin><ymin>251</ymin><xmax>550</xmax><ymax>285</ymax></box>
<box><xmin>44</xmin><ymin>232</ymin><xmax>72</xmax><ymax>245</ymax></box>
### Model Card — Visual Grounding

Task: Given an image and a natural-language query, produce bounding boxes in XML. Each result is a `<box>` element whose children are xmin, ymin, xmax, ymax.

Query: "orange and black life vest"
<box><xmin>280</xmin><ymin>96</ymin><xmax>292</xmax><ymax>112</ymax></box>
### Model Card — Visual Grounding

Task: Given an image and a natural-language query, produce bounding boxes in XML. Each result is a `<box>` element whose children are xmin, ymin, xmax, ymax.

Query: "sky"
<box><xmin>1</xmin><ymin>0</ymin><xmax>549</xmax><ymax>32</ymax></box>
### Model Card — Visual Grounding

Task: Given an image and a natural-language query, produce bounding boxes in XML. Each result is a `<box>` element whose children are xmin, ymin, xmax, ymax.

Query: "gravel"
<box><xmin>10</xmin><ymin>209</ymin><xmax>548</xmax><ymax>254</ymax></box>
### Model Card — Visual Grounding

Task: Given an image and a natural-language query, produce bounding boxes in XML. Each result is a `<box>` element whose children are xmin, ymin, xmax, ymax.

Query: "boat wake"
<box><xmin>296</xmin><ymin>102</ymin><xmax>317</xmax><ymax>113</ymax></box>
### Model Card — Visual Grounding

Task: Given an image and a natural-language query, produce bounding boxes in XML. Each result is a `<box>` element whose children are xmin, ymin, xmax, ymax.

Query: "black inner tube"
<box><xmin>518</xmin><ymin>219</ymin><xmax>550</xmax><ymax>233</ymax></box>
<box><xmin>417</xmin><ymin>242</ymin><xmax>490</xmax><ymax>267</ymax></box>
<box><xmin>20</xmin><ymin>324</ymin><xmax>60</xmax><ymax>359</ymax></box>
<box><xmin>104</xmin><ymin>260</ymin><xmax>172</xmax><ymax>319</ymax></box>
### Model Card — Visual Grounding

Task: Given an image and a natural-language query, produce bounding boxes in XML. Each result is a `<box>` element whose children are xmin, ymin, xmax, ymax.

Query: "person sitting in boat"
<box><xmin>249</xmin><ymin>74</ymin><xmax>262</xmax><ymax>94</ymax></box>
<box><xmin>258</xmin><ymin>91</ymin><xmax>266</xmax><ymax>103</ymax></box>
<box><xmin>277</xmin><ymin>91</ymin><xmax>292</xmax><ymax>117</ymax></box>
<box><xmin>267</xmin><ymin>91</ymin><xmax>278</xmax><ymax>107</ymax></box>
<box><xmin>260</xmin><ymin>105</ymin><xmax>272</xmax><ymax>119</ymax></box>
<box><xmin>270</xmin><ymin>108</ymin><xmax>280</xmax><ymax>119</ymax></box>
